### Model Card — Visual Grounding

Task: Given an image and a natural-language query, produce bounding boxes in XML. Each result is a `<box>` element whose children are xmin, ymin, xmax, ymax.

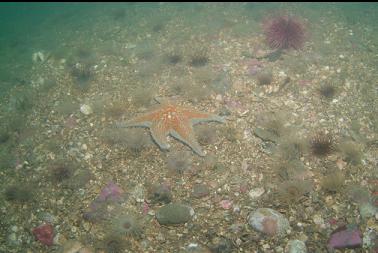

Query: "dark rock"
<box><xmin>327</xmin><ymin>224</ymin><xmax>362</xmax><ymax>250</ymax></box>
<box><xmin>148</xmin><ymin>183</ymin><xmax>172</xmax><ymax>204</ymax></box>
<box><xmin>192</xmin><ymin>184</ymin><xmax>210</xmax><ymax>198</ymax></box>
<box><xmin>254</xmin><ymin>127</ymin><xmax>279</xmax><ymax>143</ymax></box>
<box><xmin>32</xmin><ymin>224</ymin><xmax>54</xmax><ymax>246</ymax></box>
<box><xmin>208</xmin><ymin>236</ymin><xmax>233</xmax><ymax>253</ymax></box>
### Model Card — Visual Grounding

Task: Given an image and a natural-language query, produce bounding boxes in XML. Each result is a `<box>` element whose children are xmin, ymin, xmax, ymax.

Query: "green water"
<box><xmin>0</xmin><ymin>3</ymin><xmax>376</xmax><ymax>96</ymax></box>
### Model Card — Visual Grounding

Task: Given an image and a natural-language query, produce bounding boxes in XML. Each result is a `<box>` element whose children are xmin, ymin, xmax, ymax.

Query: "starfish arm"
<box><xmin>190</xmin><ymin>114</ymin><xmax>226</xmax><ymax>125</ymax></box>
<box><xmin>114</xmin><ymin>120</ymin><xmax>151</xmax><ymax>128</ymax></box>
<box><xmin>182</xmin><ymin>109</ymin><xmax>226</xmax><ymax>125</ymax></box>
<box><xmin>115</xmin><ymin>111</ymin><xmax>163</xmax><ymax>128</ymax></box>
<box><xmin>150</xmin><ymin>122</ymin><xmax>170</xmax><ymax>150</ymax></box>
<box><xmin>170</xmin><ymin>121</ymin><xmax>205</xmax><ymax>156</ymax></box>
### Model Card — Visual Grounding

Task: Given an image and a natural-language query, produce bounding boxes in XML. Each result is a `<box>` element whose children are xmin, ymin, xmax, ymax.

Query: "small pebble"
<box><xmin>359</xmin><ymin>202</ymin><xmax>377</xmax><ymax>219</ymax></box>
<box><xmin>220</xmin><ymin>200</ymin><xmax>233</xmax><ymax>209</ymax></box>
<box><xmin>248</xmin><ymin>187</ymin><xmax>265</xmax><ymax>199</ymax></box>
<box><xmin>363</xmin><ymin>227</ymin><xmax>378</xmax><ymax>250</ymax></box>
<box><xmin>184</xmin><ymin>242</ymin><xmax>211</xmax><ymax>253</ymax></box>
<box><xmin>286</xmin><ymin>240</ymin><xmax>307</xmax><ymax>253</ymax></box>
<box><xmin>209</xmin><ymin>237</ymin><xmax>233</xmax><ymax>253</ymax></box>
<box><xmin>132</xmin><ymin>184</ymin><xmax>145</xmax><ymax>203</ymax></box>
<box><xmin>80</xmin><ymin>104</ymin><xmax>93</xmax><ymax>115</ymax></box>
<box><xmin>61</xmin><ymin>240</ymin><xmax>94</xmax><ymax>253</ymax></box>
<box><xmin>192</xmin><ymin>184</ymin><xmax>210</xmax><ymax>198</ymax></box>
<box><xmin>7</xmin><ymin>233</ymin><xmax>18</xmax><ymax>245</ymax></box>
<box><xmin>313</xmin><ymin>214</ymin><xmax>324</xmax><ymax>226</ymax></box>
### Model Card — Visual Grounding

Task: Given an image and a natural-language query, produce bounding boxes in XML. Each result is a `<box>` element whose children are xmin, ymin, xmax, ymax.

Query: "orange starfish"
<box><xmin>116</xmin><ymin>101</ymin><xmax>225</xmax><ymax>156</ymax></box>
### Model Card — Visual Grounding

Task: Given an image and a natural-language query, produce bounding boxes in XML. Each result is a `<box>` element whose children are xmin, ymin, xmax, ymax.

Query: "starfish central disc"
<box><xmin>116</xmin><ymin>103</ymin><xmax>225</xmax><ymax>156</ymax></box>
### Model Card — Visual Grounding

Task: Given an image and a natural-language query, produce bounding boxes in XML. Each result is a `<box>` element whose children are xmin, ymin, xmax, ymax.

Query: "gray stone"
<box><xmin>248</xmin><ymin>208</ymin><xmax>290</xmax><ymax>237</ymax></box>
<box><xmin>192</xmin><ymin>184</ymin><xmax>210</xmax><ymax>198</ymax></box>
<box><xmin>359</xmin><ymin>202</ymin><xmax>377</xmax><ymax>219</ymax></box>
<box><xmin>156</xmin><ymin>203</ymin><xmax>192</xmax><ymax>225</ymax></box>
<box><xmin>286</xmin><ymin>240</ymin><xmax>307</xmax><ymax>253</ymax></box>
<box><xmin>254</xmin><ymin>128</ymin><xmax>279</xmax><ymax>143</ymax></box>
<box><xmin>363</xmin><ymin>227</ymin><xmax>378</xmax><ymax>249</ymax></box>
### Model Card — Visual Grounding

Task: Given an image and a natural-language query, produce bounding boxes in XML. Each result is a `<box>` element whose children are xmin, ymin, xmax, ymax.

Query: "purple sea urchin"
<box><xmin>263</xmin><ymin>15</ymin><xmax>306</xmax><ymax>50</ymax></box>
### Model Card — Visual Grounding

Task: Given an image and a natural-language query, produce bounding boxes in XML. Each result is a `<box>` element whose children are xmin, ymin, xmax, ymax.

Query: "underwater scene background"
<box><xmin>0</xmin><ymin>2</ymin><xmax>377</xmax><ymax>252</ymax></box>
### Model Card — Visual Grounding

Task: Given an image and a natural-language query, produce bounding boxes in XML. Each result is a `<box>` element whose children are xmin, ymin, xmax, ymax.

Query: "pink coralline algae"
<box><xmin>224</xmin><ymin>97</ymin><xmax>248</xmax><ymax>115</ymax></box>
<box><xmin>32</xmin><ymin>224</ymin><xmax>54</xmax><ymax>246</ymax></box>
<box><xmin>220</xmin><ymin>200</ymin><xmax>233</xmax><ymax>209</ymax></box>
<box><xmin>142</xmin><ymin>201</ymin><xmax>150</xmax><ymax>215</ymax></box>
<box><xmin>327</xmin><ymin>224</ymin><xmax>362</xmax><ymax>250</ymax></box>
<box><xmin>83</xmin><ymin>181</ymin><xmax>126</xmax><ymax>222</ymax></box>
<box><xmin>97</xmin><ymin>181</ymin><xmax>124</xmax><ymax>202</ymax></box>
<box><xmin>64</xmin><ymin>115</ymin><xmax>78</xmax><ymax>129</ymax></box>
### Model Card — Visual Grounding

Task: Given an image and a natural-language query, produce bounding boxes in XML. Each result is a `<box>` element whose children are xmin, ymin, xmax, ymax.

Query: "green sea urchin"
<box><xmin>319</xmin><ymin>83</ymin><xmax>336</xmax><ymax>99</ymax></box>
<box><xmin>4</xmin><ymin>184</ymin><xmax>34</xmax><ymax>203</ymax></box>
<box><xmin>310</xmin><ymin>131</ymin><xmax>334</xmax><ymax>157</ymax></box>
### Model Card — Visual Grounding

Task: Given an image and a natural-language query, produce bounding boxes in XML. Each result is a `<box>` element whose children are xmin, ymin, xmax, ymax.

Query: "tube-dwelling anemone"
<box><xmin>99</xmin><ymin>233</ymin><xmax>130</xmax><ymax>253</ymax></box>
<box><xmin>277</xmin><ymin>179</ymin><xmax>313</xmax><ymax>204</ymax></box>
<box><xmin>166</xmin><ymin>53</ymin><xmax>182</xmax><ymax>65</ymax></box>
<box><xmin>263</xmin><ymin>14</ymin><xmax>307</xmax><ymax>50</ymax></box>
<box><xmin>195</xmin><ymin>125</ymin><xmax>218</xmax><ymax>145</ymax></box>
<box><xmin>256</xmin><ymin>70</ymin><xmax>274</xmax><ymax>86</ymax></box>
<box><xmin>166</xmin><ymin>151</ymin><xmax>193</xmax><ymax>174</ymax></box>
<box><xmin>321</xmin><ymin>169</ymin><xmax>345</xmax><ymax>193</ymax></box>
<box><xmin>50</xmin><ymin>161</ymin><xmax>75</xmax><ymax>183</ymax></box>
<box><xmin>338</xmin><ymin>140</ymin><xmax>363</xmax><ymax>165</ymax></box>
<box><xmin>110</xmin><ymin>213</ymin><xmax>143</xmax><ymax>238</ymax></box>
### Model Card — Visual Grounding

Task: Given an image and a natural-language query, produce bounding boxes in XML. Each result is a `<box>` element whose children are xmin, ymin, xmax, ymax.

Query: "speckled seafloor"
<box><xmin>0</xmin><ymin>3</ymin><xmax>377</xmax><ymax>253</ymax></box>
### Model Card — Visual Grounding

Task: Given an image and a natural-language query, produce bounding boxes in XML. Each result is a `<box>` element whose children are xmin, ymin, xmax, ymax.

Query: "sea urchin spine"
<box><xmin>263</xmin><ymin>15</ymin><xmax>306</xmax><ymax>50</ymax></box>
